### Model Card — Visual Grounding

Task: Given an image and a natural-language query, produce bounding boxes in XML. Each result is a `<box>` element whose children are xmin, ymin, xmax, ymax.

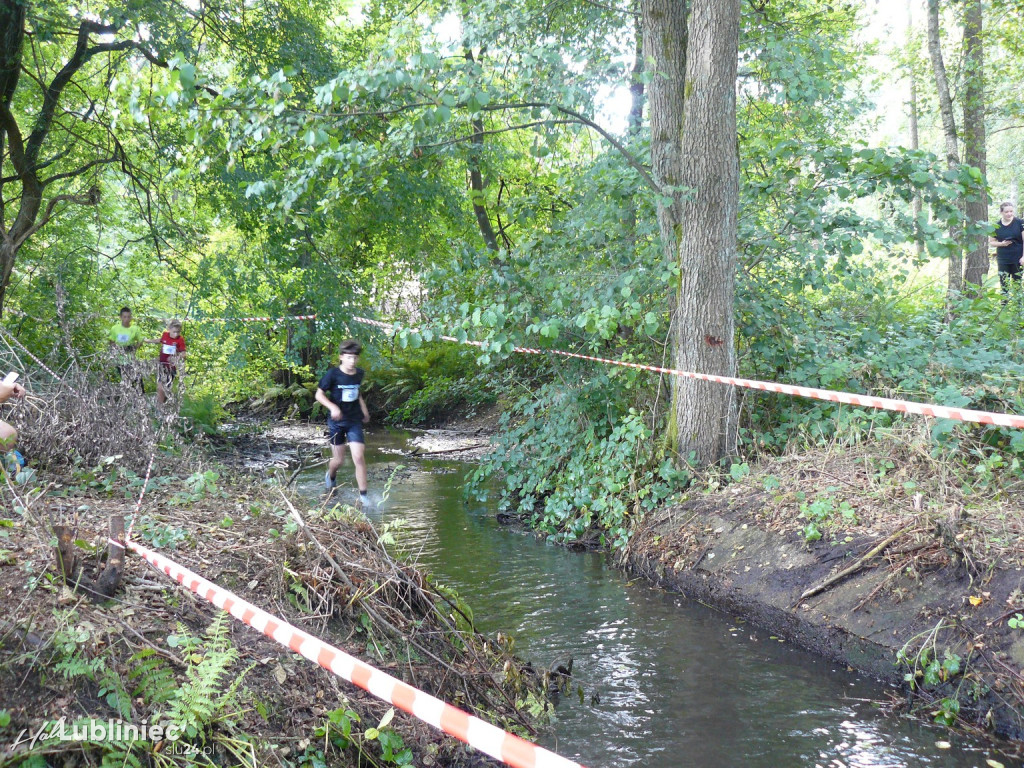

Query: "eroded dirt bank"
<box><xmin>0</xmin><ymin>426</ymin><xmax>545</xmax><ymax>767</ymax></box>
<box><xmin>622</xmin><ymin>451</ymin><xmax>1024</xmax><ymax>751</ymax></box>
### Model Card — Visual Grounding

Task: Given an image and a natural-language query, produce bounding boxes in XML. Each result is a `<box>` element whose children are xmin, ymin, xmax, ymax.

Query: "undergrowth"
<box><xmin>368</xmin><ymin>344</ymin><xmax>497</xmax><ymax>426</ymax></box>
<box><xmin>467</xmin><ymin>254</ymin><xmax>1024</xmax><ymax>551</ymax></box>
<box><xmin>469</xmin><ymin>377</ymin><xmax>689</xmax><ymax>548</ymax></box>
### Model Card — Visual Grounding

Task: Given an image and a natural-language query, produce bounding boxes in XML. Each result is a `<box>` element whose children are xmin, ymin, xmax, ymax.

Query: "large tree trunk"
<box><xmin>962</xmin><ymin>0</ymin><xmax>988</xmax><ymax>289</ymax></box>
<box><xmin>925</xmin><ymin>0</ymin><xmax>963</xmax><ymax>296</ymax></box>
<box><xmin>670</xmin><ymin>0</ymin><xmax>740</xmax><ymax>466</ymax></box>
<box><xmin>0</xmin><ymin>0</ymin><xmax>28</xmax><ymax>316</ymax></box>
<box><xmin>907</xmin><ymin>0</ymin><xmax>924</xmax><ymax>258</ymax></box>
<box><xmin>640</xmin><ymin>0</ymin><xmax>687</xmax><ymax>268</ymax></box>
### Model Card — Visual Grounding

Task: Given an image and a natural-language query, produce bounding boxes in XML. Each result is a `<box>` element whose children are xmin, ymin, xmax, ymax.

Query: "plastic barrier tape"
<box><xmin>350</xmin><ymin>316</ymin><xmax>1024</xmax><ymax>430</ymax></box>
<box><xmin>119</xmin><ymin>538</ymin><xmax>586</xmax><ymax>768</ymax></box>
<box><xmin>190</xmin><ymin>314</ymin><xmax>318</xmax><ymax>324</ymax></box>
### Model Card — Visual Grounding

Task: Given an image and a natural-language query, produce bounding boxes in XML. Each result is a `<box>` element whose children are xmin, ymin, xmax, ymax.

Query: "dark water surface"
<box><xmin>299</xmin><ymin>429</ymin><xmax>999</xmax><ymax>768</ymax></box>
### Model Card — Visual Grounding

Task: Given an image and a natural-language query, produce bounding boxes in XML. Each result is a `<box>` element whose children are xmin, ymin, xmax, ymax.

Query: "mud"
<box><xmin>622</xmin><ymin>491</ymin><xmax>1024</xmax><ymax>747</ymax></box>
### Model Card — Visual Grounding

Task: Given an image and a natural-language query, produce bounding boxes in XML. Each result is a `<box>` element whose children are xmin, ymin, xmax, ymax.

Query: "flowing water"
<box><xmin>298</xmin><ymin>429</ymin><xmax>999</xmax><ymax>767</ymax></box>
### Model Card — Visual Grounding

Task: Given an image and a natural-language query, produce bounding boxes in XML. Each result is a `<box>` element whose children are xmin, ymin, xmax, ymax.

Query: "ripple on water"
<box><xmin>296</xmin><ymin>432</ymin><xmax>992</xmax><ymax>768</ymax></box>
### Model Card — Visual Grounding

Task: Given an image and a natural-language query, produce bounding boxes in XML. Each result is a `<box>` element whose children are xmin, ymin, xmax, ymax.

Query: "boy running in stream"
<box><xmin>316</xmin><ymin>339</ymin><xmax>371</xmax><ymax>505</ymax></box>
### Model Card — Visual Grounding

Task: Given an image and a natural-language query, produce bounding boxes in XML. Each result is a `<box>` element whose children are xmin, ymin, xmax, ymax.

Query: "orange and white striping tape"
<box><xmin>191</xmin><ymin>313</ymin><xmax>319</xmax><ymax>324</ymax></box>
<box><xmin>118</xmin><ymin>537</ymin><xmax>586</xmax><ymax>768</ymax></box>
<box><xmin>351</xmin><ymin>316</ymin><xmax>1024</xmax><ymax>430</ymax></box>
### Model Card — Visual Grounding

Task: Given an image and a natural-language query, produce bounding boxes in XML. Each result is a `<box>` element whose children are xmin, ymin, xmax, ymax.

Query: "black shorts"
<box><xmin>327</xmin><ymin>419</ymin><xmax>364</xmax><ymax>446</ymax></box>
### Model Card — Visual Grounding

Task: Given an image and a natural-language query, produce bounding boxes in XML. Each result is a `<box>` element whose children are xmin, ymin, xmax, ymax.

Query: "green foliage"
<box><xmin>370</xmin><ymin>344</ymin><xmax>496</xmax><ymax>426</ymax></box>
<box><xmin>470</xmin><ymin>379</ymin><xmax>688</xmax><ymax>548</ymax></box>
<box><xmin>798</xmin><ymin>493</ymin><xmax>857</xmax><ymax>543</ymax></box>
<box><xmin>163</xmin><ymin>611</ymin><xmax>248</xmax><ymax>742</ymax></box>
<box><xmin>739</xmin><ymin>244</ymin><xmax>1024</xmax><ymax>469</ymax></box>
<box><xmin>932</xmin><ymin>696</ymin><xmax>961</xmax><ymax>728</ymax></box>
<box><xmin>128</xmin><ymin>648</ymin><xmax>179</xmax><ymax>706</ymax></box>
<box><xmin>179</xmin><ymin>393</ymin><xmax>229</xmax><ymax>436</ymax></box>
<box><xmin>896</xmin><ymin>621</ymin><xmax>965</xmax><ymax>724</ymax></box>
<box><xmin>313</xmin><ymin>706</ymin><xmax>360</xmax><ymax>750</ymax></box>
<box><xmin>307</xmin><ymin>705</ymin><xmax>412</xmax><ymax>766</ymax></box>
<box><xmin>49</xmin><ymin>615</ymin><xmax>131</xmax><ymax>717</ymax></box>
<box><xmin>171</xmin><ymin>470</ymin><xmax>224</xmax><ymax>505</ymax></box>
<box><xmin>135</xmin><ymin>515</ymin><xmax>190</xmax><ymax>550</ymax></box>
<box><xmin>363</xmin><ymin>709</ymin><xmax>414</xmax><ymax>766</ymax></box>
<box><xmin>68</xmin><ymin>455</ymin><xmax>135</xmax><ymax>496</ymax></box>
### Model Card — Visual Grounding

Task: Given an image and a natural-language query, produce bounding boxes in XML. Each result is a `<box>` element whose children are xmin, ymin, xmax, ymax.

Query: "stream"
<box><xmin>292</xmin><ymin>427</ymin><xmax>997</xmax><ymax>768</ymax></box>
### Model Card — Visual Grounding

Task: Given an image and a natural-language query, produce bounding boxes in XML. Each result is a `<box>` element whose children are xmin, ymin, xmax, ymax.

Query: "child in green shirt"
<box><xmin>108</xmin><ymin>307</ymin><xmax>143</xmax><ymax>391</ymax></box>
<box><xmin>108</xmin><ymin>307</ymin><xmax>142</xmax><ymax>351</ymax></box>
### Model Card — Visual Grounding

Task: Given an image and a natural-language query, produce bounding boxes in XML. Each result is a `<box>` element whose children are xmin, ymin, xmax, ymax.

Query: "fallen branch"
<box><xmin>408</xmin><ymin>443</ymin><xmax>489</xmax><ymax>456</ymax></box>
<box><xmin>796</xmin><ymin>526</ymin><xmax>917</xmax><ymax>605</ymax></box>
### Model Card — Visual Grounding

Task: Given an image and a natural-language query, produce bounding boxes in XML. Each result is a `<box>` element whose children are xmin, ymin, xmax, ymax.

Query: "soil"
<box><xmin>0</xmin><ymin>424</ymin><xmax>542</xmax><ymax>768</ymax></box>
<box><xmin>621</xmin><ymin>446</ymin><xmax>1024</xmax><ymax>758</ymax></box>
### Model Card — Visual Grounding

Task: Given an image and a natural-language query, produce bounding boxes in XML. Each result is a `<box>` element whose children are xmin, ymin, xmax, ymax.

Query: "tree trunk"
<box><xmin>907</xmin><ymin>0</ymin><xmax>923</xmax><ymax>258</ymax></box>
<box><xmin>925</xmin><ymin>0</ymin><xmax>963</xmax><ymax>296</ymax></box>
<box><xmin>0</xmin><ymin>6</ymin><xmax>137</xmax><ymax>317</ymax></box>
<box><xmin>0</xmin><ymin>0</ymin><xmax>28</xmax><ymax>317</ymax></box>
<box><xmin>962</xmin><ymin>0</ymin><xmax>988</xmax><ymax>289</ymax></box>
<box><xmin>640</xmin><ymin>0</ymin><xmax>687</xmax><ymax>267</ymax></box>
<box><xmin>671</xmin><ymin>0</ymin><xmax>740</xmax><ymax>466</ymax></box>
<box><xmin>462</xmin><ymin>46</ymin><xmax>499</xmax><ymax>252</ymax></box>
<box><xmin>624</xmin><ymin>9</ymin><xmax>645</xmax><ymax>245</ymax></box>
<box><xmin>469</xmin><ymin>114</ymin><xmax>499</xmax><ymax>252</ymax></box>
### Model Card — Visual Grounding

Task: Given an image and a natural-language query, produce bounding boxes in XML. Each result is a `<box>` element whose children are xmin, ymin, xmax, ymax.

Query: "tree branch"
<box><xmin>13</xmin><ymin>187</ymin><xmax>99</xmax><ymax>249</ymax></box>
<box><xmin>0</xmin><ymin>105</ymin><xmax>27</xmax><ymax>176</ymax></box>
<box><xmin>25</xmin><ymin>21</ymin><xmax>159</xmax><ymax>167</ymax></box>
<box><xmin>417</xmin><ymin>119</ymin><xmax>576</xmax><ymax>149</ymax></box>
<box><xmin>41</xmin><ymin>150</ymin><xmax>121</xmax><ymax>189</ymax></box>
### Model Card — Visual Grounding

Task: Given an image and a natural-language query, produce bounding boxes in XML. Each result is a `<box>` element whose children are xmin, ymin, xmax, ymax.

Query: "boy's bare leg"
<box><xmin>328</xmin><ymin>443</ymin><xmax>347</xmax><ymax>483</ymax></box>
<box><xmin>348</xmin><ymin>442</ymin><xmax>368</xmax><ymax>494</ymax></box>
<box><xmin>0</xmin><ymin>422</ymin><xmax>17</xmax><ymax>452</ymax></box>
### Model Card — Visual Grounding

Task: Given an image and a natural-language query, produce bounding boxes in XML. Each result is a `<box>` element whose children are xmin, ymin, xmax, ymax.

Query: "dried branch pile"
<box><xmin>0</xmin><ymin>339</ymin><xmax>168</xmax><ymax>471</ymax></box>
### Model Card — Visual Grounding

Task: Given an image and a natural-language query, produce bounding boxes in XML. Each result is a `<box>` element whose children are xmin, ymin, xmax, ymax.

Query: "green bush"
<box><xmin>738</xmin><ymin>252</ymin><xmax>1024</xmax><ymax>461</ymax></box>
<box><xmin>369</xmin><ymin>344</ymin><xmax>495</xmax><ymax>426</ymax></box>
<box><xmin>469</xmin><ymin>378</ymin><xmax>688</xmax><ymax>549</ymax></box>
<box><xmin>179</xmin><ymin>393</ymin><xmax>228</xmax><ymax>436</ymax></box>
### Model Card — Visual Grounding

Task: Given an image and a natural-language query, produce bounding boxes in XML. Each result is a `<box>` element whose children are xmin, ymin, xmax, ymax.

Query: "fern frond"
<box><xmin>128</xmin><ymin>648</ymin><xmax>178</xmax><ymax>705</ymax></box>
<box><xmin>54</xmin><ymin>653</ymin><xmax>103</xmax><ymax>681</ymax></box>
<box><xmin>162</xmin><ymin>612</ymin><xmax>240</xmax><ymax>740</ymax></box>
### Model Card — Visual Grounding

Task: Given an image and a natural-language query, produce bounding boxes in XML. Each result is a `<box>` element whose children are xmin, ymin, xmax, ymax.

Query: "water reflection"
<box><xmin>298</xmin><ymin>430</ymin><xmax>990</xmax><ymax>767</ymax></box>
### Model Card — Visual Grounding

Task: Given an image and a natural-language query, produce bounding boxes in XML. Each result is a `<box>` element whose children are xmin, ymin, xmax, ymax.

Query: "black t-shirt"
<box><xmin>318</xmin><ymin>367</ymin><xmax>365</xmax><ymax>422</ymax></box>
<box><xmin>993</xmin><ymin>218</ymin><xmax>1024</xmax><ymax>264</ymax></box>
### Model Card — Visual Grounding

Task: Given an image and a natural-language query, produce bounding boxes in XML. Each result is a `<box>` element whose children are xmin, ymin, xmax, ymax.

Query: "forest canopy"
<box><xmin>1</xmin><ymin>0</ymin><xmax>1020</xmax><ymax>543</ymax></box>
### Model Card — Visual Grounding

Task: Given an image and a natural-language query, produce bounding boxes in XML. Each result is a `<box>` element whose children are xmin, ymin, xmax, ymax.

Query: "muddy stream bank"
<box><xmin>253</xmin><ymin>422</ymin><xmax>1008</xmax><ymax>767</ymax></box>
